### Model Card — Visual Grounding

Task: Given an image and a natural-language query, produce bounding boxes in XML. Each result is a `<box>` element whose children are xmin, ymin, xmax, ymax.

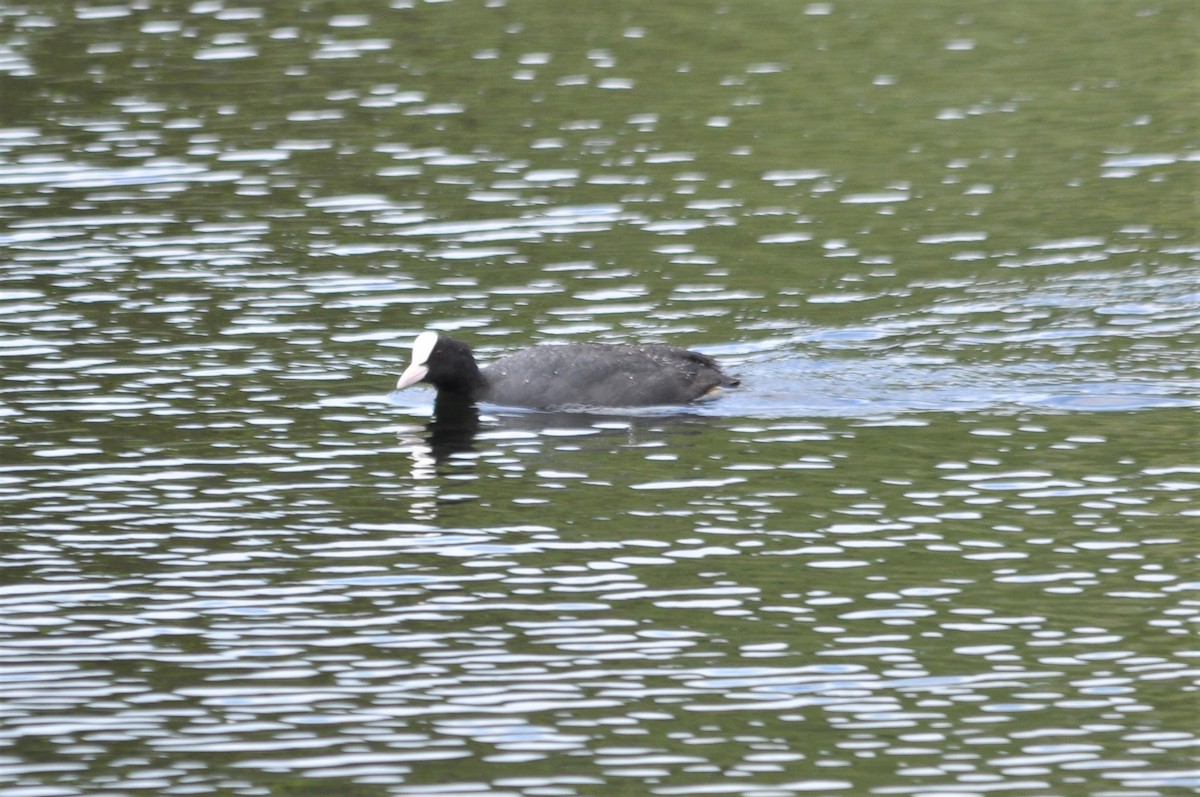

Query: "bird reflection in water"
<box><xmin>395</xmin><ymin>394</ymin><xmax>709</xmax><ymax>521</ymax></box>
<box><xmin>425</xmin><ymin>393</ymin><xmax>482</xmax><ymax>460</ymax></box>
<box><xmin>395</xmin><ymin>394</ymin><xmax>481</xmax><ymax>521</ymax></box>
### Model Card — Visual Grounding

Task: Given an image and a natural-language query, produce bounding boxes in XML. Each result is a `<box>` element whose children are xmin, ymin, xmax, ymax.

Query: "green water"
<box><xmin>0</xmin><ymin>1</ymin><xmax>1197</xmax><ymax>795</ymax></box>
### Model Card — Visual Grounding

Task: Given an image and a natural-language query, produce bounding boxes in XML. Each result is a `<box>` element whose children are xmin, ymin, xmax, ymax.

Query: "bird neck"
<box><xmin>440</xmin><ymin>362</ymin><xmax>488</xmax><ymax>402</ymax></box>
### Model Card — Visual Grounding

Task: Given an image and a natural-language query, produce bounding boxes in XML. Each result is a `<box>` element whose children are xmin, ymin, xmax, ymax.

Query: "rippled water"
<box><xmin>2</xmin><ymin>1</ymin><xmax>1198</xmax><ymax>795</ymax></box>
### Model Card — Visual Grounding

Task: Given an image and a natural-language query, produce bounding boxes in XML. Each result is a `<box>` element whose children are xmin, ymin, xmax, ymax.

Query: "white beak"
<box><xmin>396</xmin><ymin>362</ymin><xmax>429</xmax><ymax>390</ymax></box>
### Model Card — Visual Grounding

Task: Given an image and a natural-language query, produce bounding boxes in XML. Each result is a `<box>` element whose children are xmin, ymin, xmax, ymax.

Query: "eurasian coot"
<box><xmin>395</xmin><ymin>331</ymin><xmax>739</xmax><ymax>410</ymax></box>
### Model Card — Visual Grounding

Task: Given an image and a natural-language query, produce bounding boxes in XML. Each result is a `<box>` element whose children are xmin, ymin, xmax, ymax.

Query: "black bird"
<box><xmin>395</xmin><ymin>331</ymin><xmax>738</xmax><ymax>410</ymax></box>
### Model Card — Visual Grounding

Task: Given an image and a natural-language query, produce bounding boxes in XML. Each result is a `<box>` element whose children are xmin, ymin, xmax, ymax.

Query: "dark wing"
<box><xmin>481</xmin><ymin>344</ymin><xmax>736</xmax><ymax>409</ymax></box>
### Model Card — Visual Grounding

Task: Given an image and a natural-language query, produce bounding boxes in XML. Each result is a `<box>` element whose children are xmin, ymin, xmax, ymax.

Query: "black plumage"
<box><xmin>396</xmin><ymin>332</ymin><xmax>738</xmax><ymax>410</ymax></box>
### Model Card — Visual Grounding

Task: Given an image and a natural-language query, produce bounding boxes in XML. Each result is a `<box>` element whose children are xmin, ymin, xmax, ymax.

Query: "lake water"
<box><xmin>1</xmin><ymin>1</ymin><xmax>1198</xmax><ymax>796</ymax></box>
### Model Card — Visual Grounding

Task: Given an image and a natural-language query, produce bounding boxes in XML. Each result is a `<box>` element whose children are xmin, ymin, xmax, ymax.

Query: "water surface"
<box><xmin>1</xmin><ymin>1</ymin><xmax>1197</xmax><ymax>796</ymax></box>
